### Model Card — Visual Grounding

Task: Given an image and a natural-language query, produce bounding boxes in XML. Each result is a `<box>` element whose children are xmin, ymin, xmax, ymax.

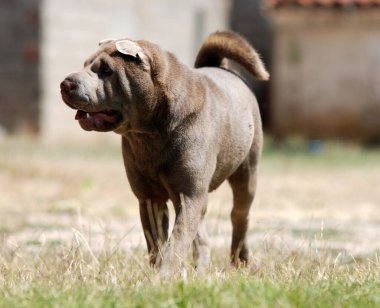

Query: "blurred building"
<box><xmin>266</xmin><ymin>0</ymin><xmax>380</xmax><ymax>142</ymax></box>
<box><xmin>0</xmin><ymin>0</ymin><xmax>230</xmax><ymax>141</ymax></box>
<box><xmin>5</xmin><ymin>0</ymin><xmax>379</xmax><ymax>143</ymax></box>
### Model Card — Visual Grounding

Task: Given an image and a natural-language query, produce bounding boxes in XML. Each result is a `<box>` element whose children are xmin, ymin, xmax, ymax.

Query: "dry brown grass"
<box><xmin>1</xmin><ymin>136</ymin><xmax>380</xmax><ymax>261</ymax></box>
<box><xmin>1</xmin><ymin>136</ymin><xmax>380</xmax><ymax>306</ymax></box>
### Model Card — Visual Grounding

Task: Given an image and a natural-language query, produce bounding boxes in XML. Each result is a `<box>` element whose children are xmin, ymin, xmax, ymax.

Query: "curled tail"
<box><xmin>194</xmin><ymin>31</ymin><xmax>269</xmax><ymax>81</ymax></box>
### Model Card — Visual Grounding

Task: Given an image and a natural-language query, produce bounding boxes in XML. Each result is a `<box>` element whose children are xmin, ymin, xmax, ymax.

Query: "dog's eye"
<box><xmin>99</xmin><ymin>64</ymin><xmax>113</xmax><ymax>77</ymax></box>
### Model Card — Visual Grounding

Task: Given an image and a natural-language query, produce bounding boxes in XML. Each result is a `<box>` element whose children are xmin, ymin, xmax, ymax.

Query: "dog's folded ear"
<box><xmin>115</xmin><ymin>40</ymin><xmax>142</xmax><ymax>58</ymax></box>
<box><xmin>115</xmin><ymin>40</ymin><xmax>150</xmax><ymax>69</ymax></box>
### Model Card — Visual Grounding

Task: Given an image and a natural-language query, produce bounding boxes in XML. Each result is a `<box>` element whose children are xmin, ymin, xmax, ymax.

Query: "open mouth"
<box><xmin>74</xmin><ymin>109</ymin><xmax>123</xmax><ymax>132</ymax></box>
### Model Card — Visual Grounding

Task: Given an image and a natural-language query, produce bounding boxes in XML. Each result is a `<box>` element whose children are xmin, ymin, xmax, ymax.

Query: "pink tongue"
<box><xmin>75</xmin><ymin>111</ymin><xmax>117</xmax><ymax>124</ymax></box>
<box><xmin>90</xmin><ymin>112</ymin><xmax>117</xmax><ymax>123</ymax></box>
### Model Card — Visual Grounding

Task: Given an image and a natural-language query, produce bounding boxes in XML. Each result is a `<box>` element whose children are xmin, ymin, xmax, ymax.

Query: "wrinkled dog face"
<box><xmin>60</xmin><ymin>39</ymin><xmax>153</xmax><ymax>132</ymax></box>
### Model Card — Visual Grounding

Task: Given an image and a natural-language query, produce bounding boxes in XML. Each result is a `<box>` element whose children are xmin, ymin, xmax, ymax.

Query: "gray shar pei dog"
<box><xmin>60</xmin><ymin>31</ymin><xmax>269</xmax><ymax>276</ymax></box>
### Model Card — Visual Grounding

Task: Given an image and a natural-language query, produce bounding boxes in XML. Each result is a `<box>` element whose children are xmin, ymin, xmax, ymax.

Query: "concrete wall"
<box><xmin>40</xmin><ymin>0</ymin><xmax>230</xmax><ymax>142</ymax></box>
<box><xmin>270</xmin><ymin>10</ymin><xmax>380</xmax><ymax>141</ymax></box>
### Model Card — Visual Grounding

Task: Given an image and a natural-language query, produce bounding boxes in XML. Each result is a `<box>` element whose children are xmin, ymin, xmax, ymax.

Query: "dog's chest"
<box><xmin>122</xmin><ymin>135</ymin><xmax>178</xmax><ymax>181</ymax></box>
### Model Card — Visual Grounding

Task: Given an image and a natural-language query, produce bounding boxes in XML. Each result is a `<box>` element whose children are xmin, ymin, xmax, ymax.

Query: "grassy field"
<box><xmin>1</xmin><ymin>136</ymin><xmax>380</xmax><ymax>307</ymax></box>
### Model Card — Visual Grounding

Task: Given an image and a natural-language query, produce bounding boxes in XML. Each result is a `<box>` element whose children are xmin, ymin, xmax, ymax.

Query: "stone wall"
<box><xmin>0</xmin><ymin>0</ymin><xmax>230</xmax><ymax>140</ymax></box>
<box><xmin>0</xmin><ymin>0</ymin><xmax>40</xmax><ymax>134</ymax></box>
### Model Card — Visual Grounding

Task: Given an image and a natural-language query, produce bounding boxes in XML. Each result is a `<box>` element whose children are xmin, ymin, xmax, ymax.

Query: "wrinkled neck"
<box><xmin>113</xmin><ymin>118</ymin><xmax>160</xmax><ymax>137</ymax></box>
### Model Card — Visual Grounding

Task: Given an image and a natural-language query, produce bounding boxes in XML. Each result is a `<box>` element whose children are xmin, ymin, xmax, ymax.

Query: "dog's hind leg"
<box><xmin>227</xmin><ymin>155</ymin><xmax>259</xmax><ymax>267</ymax></box>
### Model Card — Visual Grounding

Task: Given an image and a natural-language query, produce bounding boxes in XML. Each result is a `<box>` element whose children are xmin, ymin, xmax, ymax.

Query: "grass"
<box><xmin>3</xmin><ymin>278</ymin><xmax>380</xmax><ymax>308</ymax></box>
<box><xmin>1</xmin><ymin>136</ymin><xmax>380</xmax><ymax>307</ymax></box>
<box><xmin>1</xmin><ymin>244</ymin><xmax>380</xmax><ymax>307</ymax></box>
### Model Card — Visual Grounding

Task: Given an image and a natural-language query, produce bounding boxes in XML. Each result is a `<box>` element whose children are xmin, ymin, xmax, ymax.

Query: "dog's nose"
<box><xmin>60</xmin><ymin>78</ymin><xmax>78</xmax><ymax>93</ymax></box>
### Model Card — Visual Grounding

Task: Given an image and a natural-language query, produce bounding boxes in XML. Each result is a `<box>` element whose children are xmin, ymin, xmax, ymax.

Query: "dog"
<box><xmin>60</xmin><ymin>31</ymin><xmax>269</xmax><ymax>276</ymax></box>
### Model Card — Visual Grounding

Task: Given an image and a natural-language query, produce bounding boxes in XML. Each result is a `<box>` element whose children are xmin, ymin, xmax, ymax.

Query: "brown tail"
<box><xmin>194</xmin><ymin>31</ymin><xmax>269</xmax><ymax>81</ymax></box>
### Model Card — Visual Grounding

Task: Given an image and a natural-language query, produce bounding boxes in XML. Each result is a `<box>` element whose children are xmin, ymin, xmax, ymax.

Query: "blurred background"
<box><xmin>1</xmin><ymin>0</ymin><xmax>380</xmax><ymax>262</ymax></box>
<box><xmin>2</xmin><ymin>0</ymin><xmax>380</xmax><ymax>144</ymax></box>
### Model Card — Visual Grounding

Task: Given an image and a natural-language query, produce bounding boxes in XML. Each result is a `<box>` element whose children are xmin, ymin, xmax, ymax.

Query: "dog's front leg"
<box><xmin>158</xmin><ymin>193</ymin><xmax>207</xmax><ymax>277</ymax></box>
<box><xmin>139</xmin><ymin>200</ymin><xmax>169</xmax><ymax>266</ymax></box>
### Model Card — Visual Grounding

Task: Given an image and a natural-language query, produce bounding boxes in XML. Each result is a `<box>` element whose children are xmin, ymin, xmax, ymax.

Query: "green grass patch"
<box><xmin>0</xmin><ymin>246</ymin><xmax>379</xmax><ymax>307</ymax></box>
<box><xmin>1</xmin><ymin>271</ymin><xmax>379</xmax><ymax>307</ymax></box>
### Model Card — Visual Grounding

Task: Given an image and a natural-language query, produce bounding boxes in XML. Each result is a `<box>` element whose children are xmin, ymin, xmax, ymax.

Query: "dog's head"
<box><xmin>60</xmin><ymin>39</ymin><xmax>170</xmax><ymax>132</ymax></box>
